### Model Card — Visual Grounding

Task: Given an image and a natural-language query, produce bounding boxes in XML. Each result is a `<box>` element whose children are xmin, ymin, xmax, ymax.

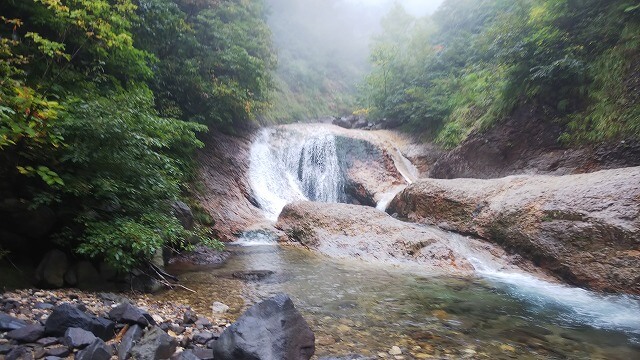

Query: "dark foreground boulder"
<box><xmin>44</xmin><ymin>304</ymin><xmax>115</xmax><ymax>340</ymax></box>
<box><xmin>129</xmin><ymin>326</ymin><xmax>177</xmax><ymax>360</ymax></box>
<box><xmin>211</xmin><ymin>293</ymin><xmax>315</xmax><ymax>360</ymax></box>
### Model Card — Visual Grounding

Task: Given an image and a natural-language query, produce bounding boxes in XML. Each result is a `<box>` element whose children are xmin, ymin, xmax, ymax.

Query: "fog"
<box><xmin>265</xmin><ymin>0</ymin><xmax>446</xmax><ymax>120</ymax></box>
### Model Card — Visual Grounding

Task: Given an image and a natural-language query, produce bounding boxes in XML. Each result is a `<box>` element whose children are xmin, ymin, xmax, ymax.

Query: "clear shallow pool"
<box><xmin>157</xmin><ymin>244</ymin><xmax>640</xmax><ymax>359</ymax></box>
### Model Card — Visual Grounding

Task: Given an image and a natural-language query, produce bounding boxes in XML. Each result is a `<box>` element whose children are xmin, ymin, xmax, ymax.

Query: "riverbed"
<box><xmin>156</xmin><ymin>243</ymin><xmax>640</xmax><ymax>360</ymax></box>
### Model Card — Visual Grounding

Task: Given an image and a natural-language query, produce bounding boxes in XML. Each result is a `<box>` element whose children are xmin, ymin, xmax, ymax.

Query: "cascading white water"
<box><xmin>446</xmin><ymin>233</ymin><xmax>640</xmax><ymax>335</ymax></box>
<box><xmin>246</xmin><ymin>126</ymin><xmax>640</xmax><ymax>338</ymax></box>
<box><xmin>248</xmin><ymin>128</ymin><xmax>344</xmax><ymax>221</ymax></box>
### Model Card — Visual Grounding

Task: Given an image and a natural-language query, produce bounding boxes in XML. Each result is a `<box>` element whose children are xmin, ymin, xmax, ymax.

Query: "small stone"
<box><xmin>0</xmin><ymin>344</ymin><xmax>14</xmax><ymax>354</ymax></box>
<box><xmin>6</xmin><ymin>346</ymin><xmax>32</xmax><ymax>360</ymax></box>
<box><xmin>75</xmin><ymin>338</ymin><xmax>112</xmax><ymax>360</ymax></box>
<box><xmin>63</xmin><ymin>327</ymin><xmax>96</xmax><ymax>349</ymax></box>
<box><xmin>195</xmin><ymin>317</ymin><xmax>211</xmax><ymax>327</ymax></box>
<box><xmin>152</xmin><ymin>314</ymin><xmax>164</xmax><ymax>324</ymax></box>
<box><xmin>33</xmin><ymin>346</ymin><xmax>46</xmax><ymax>359</ymax></box>
<box><xmin>35</xmin><ymin>303</ymin><xmax>54</xmax><ymax>310</ymax></box>
<box><xmin>193</xmin><ymin>332</ymin><xmax>213</xmax><ymax>344</ymax></box>
<box><xmin>211</xmin><ymin>302</ymin><xmax>229</xmax><ymax>314</ymax></box>
<box><xmin>0</xmin><ymin>313</ymin><xmax>27</xmax><ymax>331</ymax></box>
<box><xmin>170</xmin><ymin>324</ymin><xmax>185</xmax><ymax>334</ymax></box>
<box><xmin>500</xmin><ymin>344</ymin><xmax>515</xmax><ymax>352</ymax></box>
<box><xmin>108</xmin><ymin>303</ymin><xmax>151</xmax><ymax>327</ymax></box>
<box><xmin>191</xmin><ymin>347</ymin><xmax>214</xmax><ymax>360</ymax></box>
<box><xmin>129</xmin><ymin>326</ymin><xmax>177</xmax><ymax>360</ymax></box>
<box><xmin>117</xmin><ymin>324</ymin><xmax>143</xmax><ymax>360</ymax></box>
<box><xmin>45</xmin><ymin>346</ymin><xmax>70</xmax><ymax>357</ymax></box>
<box><xmin>182</xmin><ymin>311</ymin><xmax>197</xmax><ymax>325</ymax></box>
<box><xmin>7</xmin><ymin>324</ymin><xmax>45</xmax><ymax>343</ymax></box>
<box><xmin>36</xmin><ymin>337</ymin><xmax>58</xmax><ymax>346</ymax></box>
<box><xmin>389</xmin><ymin>346</ymin><xmax>402</xmax><ymax>355</ymax></box>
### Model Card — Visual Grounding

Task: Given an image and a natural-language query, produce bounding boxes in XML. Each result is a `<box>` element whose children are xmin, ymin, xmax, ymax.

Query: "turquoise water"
<box><xmin>159</xmin><ymin>244</ymin><xmax>640</xmax><ymax>359</ymax></box>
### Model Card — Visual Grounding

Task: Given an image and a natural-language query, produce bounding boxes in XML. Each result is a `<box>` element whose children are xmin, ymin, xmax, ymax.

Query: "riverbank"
<box><xmin>0</xmin><ymin>288</ymin><xmax>231</xmax><ymax>359</ymax></box>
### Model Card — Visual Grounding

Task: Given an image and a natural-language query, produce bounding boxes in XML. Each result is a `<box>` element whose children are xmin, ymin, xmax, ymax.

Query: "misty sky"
<box><xmin>345</xmin><ymin>0</ymin><xmax>446</xmax><ymax>16</ymax></box>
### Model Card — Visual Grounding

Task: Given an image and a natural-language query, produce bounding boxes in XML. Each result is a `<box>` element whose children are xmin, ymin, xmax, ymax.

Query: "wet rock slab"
<box><xmin>388</xmin><ymin>167</ymin><xmax>640</xmax><ymax>294</ymax></box>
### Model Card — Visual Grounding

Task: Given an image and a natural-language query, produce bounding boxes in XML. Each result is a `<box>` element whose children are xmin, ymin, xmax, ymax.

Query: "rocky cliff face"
<box><xmin>275</xmin><ymin>201</ymin><xmax>542</xmax><ymax>276</ymax></box>
<box><xmin>196</xmin><ymin>130</ymin><xmax>268</xmax><ymax>241</ymax></box>
<box><xmin>429</xmin><ymin>107</ymin><xmax>640</xmax><ymax>179</ymax></box>
<box><xmin>387</xmin><ymin>167</ymin><xmax>640</xmax><ymax>294</ymax></box>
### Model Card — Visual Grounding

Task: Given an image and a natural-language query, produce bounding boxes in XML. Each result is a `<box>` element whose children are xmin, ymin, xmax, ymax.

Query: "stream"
<box><xmin>158</xmin><ymin>126</ymin><xmax>640</xmax><ymax>359</ymax></box>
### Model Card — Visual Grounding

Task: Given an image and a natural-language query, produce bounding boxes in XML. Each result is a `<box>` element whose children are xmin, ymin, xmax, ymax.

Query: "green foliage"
<box><xmin>1</xmin><ymin>0</ymin><xmax>273</xmax><ymax>271</ymax></box>
<box><xmin>360</xmin><ymin>0</ymin><xmax>640</xmax><ymax>145</ymax></box>
<box><xmin>134</xmin><ymin>0</ymin><xmax>275</xmax><ymax>126</ymax></box>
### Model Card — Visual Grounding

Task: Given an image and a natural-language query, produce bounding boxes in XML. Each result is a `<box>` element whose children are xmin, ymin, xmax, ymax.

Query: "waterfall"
<box><xmin>249</xmin><ymin>128</ymin><xmax>345</xmax><ymax>221</ymax></box>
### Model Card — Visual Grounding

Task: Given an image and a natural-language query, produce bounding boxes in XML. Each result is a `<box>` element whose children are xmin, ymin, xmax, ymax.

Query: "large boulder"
<box><xmin>276</xmin><ymin>202</ymin><xmax>525</xmax><ymax>274</ymax></box>
<box><xmin>44</xmin><ymin>304</ymin><xmax>115</xmax><ymax>340</ymax></box>
<box><xmin>388</xmin><ymin>167</ymin><xmax>640</xmax><ymax>294</ymax></box>
<box><xmin>34</xmin><ymin>249</ymin><xmax>68</xmax><ymax>288</ymax></box>
<box><xmin>211</xmin><ymin>293</ymin><xmax>315</xmax><ymax>360</ymax></box>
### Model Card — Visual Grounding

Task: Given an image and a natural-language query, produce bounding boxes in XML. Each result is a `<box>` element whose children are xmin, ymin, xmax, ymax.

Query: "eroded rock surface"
<box><xmin>196</xmin><ymin>130</ymin><xmax>268</xmax><ymax>241</ymax></box>
<box><xmin>276</xmin><ymin>202</ymin><xmax>532</xmax><ymax>275</ymax></box>
<box><xmin>388</xmin><ymin>167</ymin><xmax>640</xmax><ymax>294</ymax></box>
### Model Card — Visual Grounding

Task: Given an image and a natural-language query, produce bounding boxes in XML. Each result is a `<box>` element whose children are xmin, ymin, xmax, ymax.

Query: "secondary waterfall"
<box><xmin>249</xmin><ymin>128</ymin><xmax>345</xmax><ymax>221</ymax></box>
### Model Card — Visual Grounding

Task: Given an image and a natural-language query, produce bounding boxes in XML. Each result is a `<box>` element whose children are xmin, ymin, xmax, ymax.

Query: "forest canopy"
<box><xmin>0</xmin><ymin>0</ymin><xmax>274</xmax><ymax>270</ymax></box>
<box><xmin>360</xmin><ymin>0</ymin><xmax>640</xmax><ymax>147</ymax></box>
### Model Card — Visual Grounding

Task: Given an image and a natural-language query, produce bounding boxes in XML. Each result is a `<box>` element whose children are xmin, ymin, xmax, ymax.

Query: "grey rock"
<box><xmin>172</xmin><ymin>201</ymin><xmax>194</xmax><ymax>231</ymax></box>
<box><xmin>0</xmin><ymin>313</ymin><xmax>27</xmax><ymax>331</ymax></box>
<box><xmin>171</xmin><ymin>350</ymin><xmax>199</xmax><ymax>360</ymax></box>
<box><xmin>35</xmin><ymin>250</ymin><xmax>68</xmax><ymax>288</ymax></box>
<box><xmin>36</xmin><ymin>337</ymin><xmax>58</xmax><ymax>346</ymax></box>
<box><xmin>6</xmin><ymin>324</ymin><xmax>45</xmax><ymax>343</ymax></box>
<box><xmin>45</xmin><ymin>304</ymin><xmax>115</xmax><ymax>340</ymax></box>
<box><xmin>276</xmin><ymin>201</ymin><xmax>519</xmax><ymax>275</ymax></box>
<box><xmin>108</xmin><ymin>303</ymin><xmax>150</xmax><ymax>327</ymax></box>
<box><xmin>76</xmin><ymin>261</ymin><xmax>102</xmax><ymax>291</ymax></box>
<box><xmin>117</xmin><ymin>324</ymin><xmax>143</xmax><ymax>360</ymax></box>
<box><xmin>191</xmin><ymin>347</ymin><xmax>214</xmax><ymax>360</ymax></box>
<box><xmin>388</xmin><ymin>167</ymin><xmax>640</xmax><ymax>294</ymax></box>
<box><xmin>64</xmin><ymin>266</ymin><xmax>78</xmax><ymax>286</ymax></box>
<box><xmin>211</xmin><ymin>293</ymin><xmax>315</xmax><ymax>360</ymax></box>
<box><xmin>6</xmin><ymin>345</ymin><xmax>32</xmax><ymax>360</ymax></box>
<box><xmin>129</xmin><ymin>326</ymin><xmax>177</xmax><ymax>360</ymax></box>
<box><xmin>35</xmin><ymin>302</ymin><xmax>54</xmax><ymax>310</ymax></box>
<box><xmin>0</xmin><ymin>344</ymin><xmax>14</xmax><ymax>354</ymax></box>
<box><xmin>64</xmin><ymin>327</ymin><xmax>96</xmax><ymax>349</ymax></box>
<box><xmin>192</xmin><ymin>332</ymin><xmax>213</xmax><ymax>344</ymax></box>
<box><xmin>75</xmin><ymin>338</ymin><xmax>112</xmax><ymax>360</ymax></box>
<box><xmin>45</xmin><ymin>346</ymin><xmax>70</xmax><ymax>357</ymax></box>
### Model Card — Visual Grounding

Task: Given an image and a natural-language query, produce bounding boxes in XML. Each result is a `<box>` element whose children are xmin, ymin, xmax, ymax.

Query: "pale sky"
<box><xmin>344</xmin><ymin>0</ymin><xmax>446</xmax><ymax>16</ymax></box>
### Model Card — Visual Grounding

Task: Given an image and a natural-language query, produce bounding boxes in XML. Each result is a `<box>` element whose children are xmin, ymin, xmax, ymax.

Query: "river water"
<box><xmin>160</xmin><ymin>242</ymin><xmax>640</xmax><ymax>359</ymax></box>
<box><xmin>158</xmin><ymin>126</ymin><xmax>640</xmax><ymax>359</ymax></box>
